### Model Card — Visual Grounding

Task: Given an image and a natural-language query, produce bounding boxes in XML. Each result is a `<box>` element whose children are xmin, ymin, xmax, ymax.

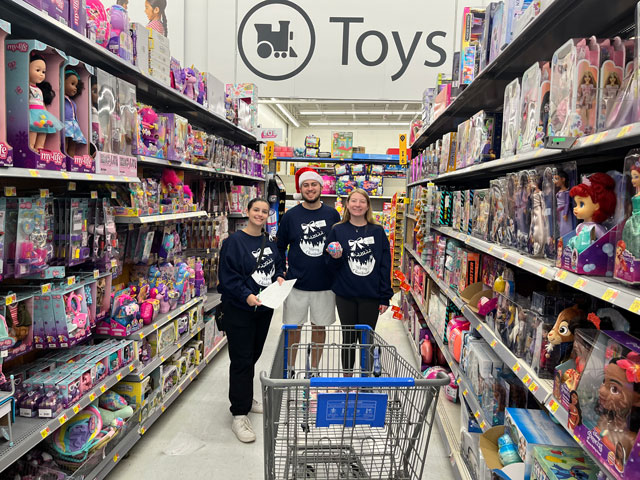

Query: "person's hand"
<box><xmin>326</xmin><ymin>242</ymin><xmax>343</xmax><ymax>259</ymax></box>
<box><xmin>379</xmin><ymin>305</ymin><xmax>389</xmax><ymax>314</ymax></box>
<box><xmin>246</xmin><ymin>294</ymin><xmax>262</xmax><ymax>307</ymax></box>
<box><xmin>277</xmin><ymin>277</ymin><xmax>285</xmax><ymax>285</ymax></box>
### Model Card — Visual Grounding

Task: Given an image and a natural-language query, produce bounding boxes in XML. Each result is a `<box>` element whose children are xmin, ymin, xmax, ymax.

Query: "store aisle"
<box><xmin>109</xmin><ymin>300</ymin><xmax>455</xmax><ymax>480</ymax></box>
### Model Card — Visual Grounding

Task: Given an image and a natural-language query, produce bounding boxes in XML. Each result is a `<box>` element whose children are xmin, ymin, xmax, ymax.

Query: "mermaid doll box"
<box><xmin>573</xmin><ymin>330</ymin><xmax>640</xmax><ymax>480</ymax></box>
<box><xmin>614</xmin><ymin>150</ymin><xmax>640</xmax><ymax>284</ymax></box>
<box><xmin>5</xmin><ymin>40</ymin><xmax>67</xmax><ymax>170</ymax></box>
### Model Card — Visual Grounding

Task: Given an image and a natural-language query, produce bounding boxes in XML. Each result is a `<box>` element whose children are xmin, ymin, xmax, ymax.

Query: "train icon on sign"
<box><xmin>255</xmin><ymin>20</ymin><xmax>298</xmax><ymax>59</ymax></box>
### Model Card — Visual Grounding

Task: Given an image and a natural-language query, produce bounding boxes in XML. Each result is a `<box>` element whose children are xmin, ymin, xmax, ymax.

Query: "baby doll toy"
<box><xmin>63</xmin><ymin>69</ymin><xmax>87</xmax><ymax>158</ymax></box>
<box><xmin>29</xmin><ymin>53</ymin><xmax>64</xmax><ymax>153</ymax></box>
<box><xmin>561</xmin><ymin>172</ymin><xmax>617</xmax><ymax>275</ymax></box>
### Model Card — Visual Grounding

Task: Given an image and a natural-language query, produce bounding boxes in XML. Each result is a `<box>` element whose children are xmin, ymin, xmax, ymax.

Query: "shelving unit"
<box><xmin>0</xmin><ymin>167</ymin><xmax>139</xmax><ymax>183</ymax></box>
<box><xmin>137</xmin><ymin>156</ymin><xmax>266</xmax><ymax>182</ymax></box>
<box><xmin>114</xmin><ymin>211</ymin><xmax>209</xmax><ymax>224</ymax></box>
<box><xmin>0</xmin><ymin>0</ymin><xmax>257</xmax><ymax>147</ymax></box>
<box><xmin>410</xmin><ymin>0</ymin><xmax>639</xmax><ymax>151</ymax></box>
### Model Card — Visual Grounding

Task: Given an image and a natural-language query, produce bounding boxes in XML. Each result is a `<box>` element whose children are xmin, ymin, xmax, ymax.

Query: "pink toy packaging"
<box><xmin>597</xmin><ymin>38</ymin><xmax>627</xmax><ymax>132</ymax></box>
<box><xmin>107</xmin><ymin>4</ymin><xmax>133</xmax><ymax>63</ymax></box>
<box><xmin>62</xmin><ymin>57</ymin><xmax>94</xmax><ymax>173</ymax></box>
<box><xmin>160</xmin><ymin>113</ymin><xmax>189</xmax><ymax>161</ymax></box>
<box><xmin>5</xmin><ymin>40</ymin><xmax>67</xmax><ymax>170</ymax></box>
<box><xmin>573</xmin><ymin>330</ymin><xmax>640</xmax><ymax>480</ymax></box>
<box><xmin>133</xmin><ymin>103</ymin><xmax>167</xmax><ymax>158</ymax></box>
<box><xmin>42</xmin><ymin>0</ymin><xmax>69</xmax><ymax>25</ymax></box>
<box><xmin>558</xmin><ymin>172</ymin><xmax>620</xmax><ymax>276</ymax></box>
<box><xmin>614</xmin><ymin>150</ymin><xmax>640</xmax><ymax>285</ymax></box>
<box><xmin>0</xmin><ymin>20</ymin><xmax>13</xmax><ymax>167</ymax></box>
<box><xmin>548</xmin><ymin>37</ymin><xmax>600</xmax><ymax>139</ymax></box>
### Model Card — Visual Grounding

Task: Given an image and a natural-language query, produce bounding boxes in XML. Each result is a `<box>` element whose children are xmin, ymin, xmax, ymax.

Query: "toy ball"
<box><xmin>327</xmin><ymin>242</ymin><xmax>342</xmax><ymax>256</ymax></box>
<box><xmin>423</xmin><ymin>366</ymin><xmax>458</xmax><ymax>403</ymax></box>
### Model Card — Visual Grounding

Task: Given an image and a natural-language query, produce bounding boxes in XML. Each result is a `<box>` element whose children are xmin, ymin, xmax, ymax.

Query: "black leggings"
<box><xmin>335</xmin><ymin>295</ymin><xmax>380</xmax><ymax>372</ymax></box>
<box><xmin>223</xmin><ymin>302</ymin><xmax>273</xmax><ymax>416</ymax></box>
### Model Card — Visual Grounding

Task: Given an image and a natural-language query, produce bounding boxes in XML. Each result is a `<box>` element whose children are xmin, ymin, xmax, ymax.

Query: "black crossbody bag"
<box><xmin>216</xmin><ymin>233</ymin><xmax>267</xmax><ymax>331</ymax></box>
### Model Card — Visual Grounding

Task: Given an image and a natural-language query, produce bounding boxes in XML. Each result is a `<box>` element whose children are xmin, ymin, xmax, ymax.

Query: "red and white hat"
<box><xmin>294</xmin><ymin>167</ymin><xmax>324</xmax><ymax>200</ymax></box>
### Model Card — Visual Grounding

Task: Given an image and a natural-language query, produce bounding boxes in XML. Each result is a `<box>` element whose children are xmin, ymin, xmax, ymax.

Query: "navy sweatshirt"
<box><xmin>277</xmin><ymin>204</ymin><xmax>341</xmax><ymax>291</ymax></box>
<box><xmin>218</xmin><ymin>231</ymin><xmax>285</xmax><ymax>311</ymax></box>
<box><xmin>325</xmin><ymin>222</ymin><xmax>393</xmax><ymax>305</ymax></box>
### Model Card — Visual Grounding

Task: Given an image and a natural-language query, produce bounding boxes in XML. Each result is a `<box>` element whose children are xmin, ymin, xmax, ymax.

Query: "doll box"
<box><xmin>0</xmin><ymin>20</ymin><xmax>13</xmax><ymax>167</ymax></box>
<box><xmin>559</xmin><ymin>224</ymin><xmax>620</xmax><ymax>276</ymax></box>
<box><xmin>118</xmin><ymin>154</ymin><xmax>137</xmax><ymax>177</ymax></box>
<box><xmin>68</xmin><ymin>0</ymin><xmax>86</xmax><ymax>35</ymax></box>
<box><xmin>531</xmin><ymin>445</ymin><xmax>599</xmax><ymax>480</ymax></box>
<box><xmin>504</xmin><ymin>408</ymin><xmax>576</xmax><ymax>480</ymax></box>
<box><xmin>573</xmin><ymin>330</ymin><xmax>640</xmax><ymax>480</ymax></box>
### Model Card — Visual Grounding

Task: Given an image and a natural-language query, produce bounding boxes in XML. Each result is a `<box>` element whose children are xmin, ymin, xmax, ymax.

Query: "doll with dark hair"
<box><xmin>568</xmin><ymin>172</ymin><xmax>617</xmax><ymax>253</ymax></box>
<box><xmin>555</xmin><ymin>170</ymin><xmax>574</xmax><ymax>236</ymax></box>
<box><xmin>29</xmin><ymin>53</ymin><xmax>63</xmax><ymax>151</ymax></box>
<box><xmin>63</xmin><ymin>69</ymin><xmax>87</xmax><ymax>157</ymax></box>
<box><xmin>596</xmin><ymin>353</ymin><xmax>640</xmax><ymax>463</ymax></box>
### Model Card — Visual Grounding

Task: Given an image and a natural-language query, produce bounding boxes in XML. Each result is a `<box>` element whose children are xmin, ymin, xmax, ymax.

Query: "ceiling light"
<box><xmin>298</xmin><ymin>110</ymin><xmax>420</xmax><ymax>116</ymax></box>
<box><xmin>309</xmin><ymin>122</ymin><xmax>330</xmax><ymax>126</ymax></box>
<box><xmin>273</xmin><ymin>102</ymin><xmax>300</xmax><ymax>128</ymax></box>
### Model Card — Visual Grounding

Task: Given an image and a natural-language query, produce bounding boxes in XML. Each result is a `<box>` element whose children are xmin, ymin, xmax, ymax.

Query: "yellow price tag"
<box><xmin>456</xmin><ymin>378</ymin><xmax>461</xmax><ymax>385</ymax></box>
<box><xmin>29</xmin><ymin>169</ymin><xmax>39</xmax><ymax>177</ymax></box>
<box><xmin>91</xmin><ymin>191</ymin><xmax>98</xmax><ymax>199</ymax></box>
<box><xmin>573</xmin><ymin>435</ymin><xmax>581</xmax><ymax>443</ymax></box>
<box><xmin>479</xmin><ymin>421</ymin><xmax>486</xmax><ymax>430</ymax></box>
<box><xmin>463</xmin><ymin>389</ymin><xmax>468</xmax><ymax>397</ymax></box>
<box><xmin>529</xmin><ymin>382</ymin><xmax>539</xmax><ymax>393</ymax></box>
<box><xmin>602</xmin><ymin>288</ymin><xmax>618</xmax><ymax>302</ymax></box>
<box><xmin>476</xmin><ymin>323</ymin><xmax>483</xmax><ymax>330</ymax></box>
<box><xmin>573</xmin><ymin>278</ymin><xmax>587</xmax><ymax>289</ymax></box>
<box><xmin>140</xmin><ymin>427</ymin><xmax>146</xmax><ymax>435</ymax></box>
<box><xmin>116</xmin><ymin>373</ymin><xmax>122</xmax><ymax>381</ymax></box>
<box><xmin>129</xmin><ymin>364</ymin><xmax>135</xmax><ymax>372</ymax></box>
<box><xmin>488</xmin><ymin>245</ymin><xmax>494</xmax><ymax>253</ymax></box>
<box><xmin>100</xmin><ymin>384</ymin><xmax>106</xmax><ymax>393</ymax></box>
<box><xmin>109</xmin><ymin>175</ymin><xmax>116</xmax><ymax>181</ymax></box>
<box><xmin>60</xmin><ymin>171</ymin><xmax>69</xmax><ymax>179</ymax></box>
<box><xmin>517</xmin><ymin>258</ymin><xmax>524</xmax><ymax>266</ymax></box>
<box><xmin>89</xmin><ymin>393</ymin><xmax>96</xmax><ymax>401</ymax></box>
<box><xmin>161</xmin><ymin>356</ymin><xmax>165</xmax><ymax>362</ymax></box>
<box><xmin>474</xmin><ymin>411</ymin><xmax>480</xmax><ymax>419</ymax></box>
<box><xmin>581</xmin><ymin>135</ymin><xmax>595</xmax><ymax>146</ymax></box>
<box><xmin>177</xmin><ymin>343</ymin><xmax>181</xmax><ymax>349</ymax></box>
<box><xmin>556</xmin><ymin>270</ymin><xmax>568</xmax><ymax>281</ymax></box>
<box><xmin>153</xmin><ymin>323</ymin><xmax>158</xmax><ymax>329</ymax></box>
<box><xmin>73</xmin><ymin>404</ymin><xmax>80</xmax><ymax>414</ymax></box>
<box><xmin>629</xmin><ymin>298</ymin><xmax>640</xmax><ymax>314</ymax></box>
<box><xmin>513</xmin><ymin>363</ymin><xmax>521</xmax><ymax>373</ymax></box>
<box><xmin>59</xmin><ymin>414</ymin><xmax>67</xmax><ymax>425</ymax></box>
<box><xmin>179</xmin><ymin>387</ymin><xmax>183</xmax><ymax>393</ymax></box>
<box><xmin>41</xmin><ymin>284</ymin><xmax>51</xmax><ymax>294</ymax></box>
<box><xmin>111</xmin><ymin>259</ymin><xmax>118</xmax><ymax>268</ymax></box>
<box><xmin>67</xmin><ymin>276</ymin><xmax>75</xmax><ymax>286</ymax></box>
<box><xmin>549</xmin><ymin>400</ymin><xmax>560</xmax><ymax>413</ymax></box>
<box><xmin>68</xmin><ymin>181</ymin><xmax>76</xmax><ymax>191</ymax></box>
<box><xmin>93</xmin><ymin>269</ymin><xmax>100</xmax><ymax>279</ymax></box>
<box><xmin>5</xmin><ymin>294</ymin><xmax>16</xmax><ymax>306</ymax></box>
<box><xmin>139</xmin><ymin>373</ymin><xmax>145</xmax><ymax>380</ymax></box>
<box><xmin>617</xmin><ymin>125</ymin><xmax>633</xmax><ymax>137</ymax></box>
<box><xmin>111</xmin><ymin>192</ymin><xmax>117</xmax><ymax>199</ymax></box>
<box><xmin>40</xmin><ymin>189</ymin><xmax>49</xmax><ymax>198</ymax></box>
<box><xmin>161</xmin><ymin>406</ymin><xmax>166</xmax><ymax>412</ymax></box>
<box><xmin>538</xmin><ymin>266</ymin><xmax>548</xmax><ymax>276</ymax></box>
<box><xmin>4</xmin><ymin>186</ymin><xmax>16</xmax><ymax>197</ymax></box>
<box><xmin>522</xmin><ymin>374</ymin><xmax>531</xmax><ymax>385</ymax></box>
<box><xmin>502</xmin><ymin>252</ymin><xmax>509</xmax><ymax>260</ymax></box>
<box><xmin>40</xmin><ymin>427</ymin><xmax>50</xmax><ymax>439</ymax></box>
<box><xmin>593</xmin><ymin>132</ymin><xmax>608</xmax><ymax>144</ymax></box>
<box><xmin>124</xmin><ymin>176</ymin><xmax>130</xmax><ymax>182</ymax></box>
<box><xmin>86</xmin><ymin>174</ymin><xmax>94</xmax><ymax>180</ymax></box>
<box><xmin>490</xmin><ymin>340</ymin><xmax>497</xmax><ymax>348</ymax></box>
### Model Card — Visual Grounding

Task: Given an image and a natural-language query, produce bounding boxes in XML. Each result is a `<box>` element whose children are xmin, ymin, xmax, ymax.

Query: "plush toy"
<box><xmin>99</xmin><ymin>391</ymin><xmax>127</xmax><ymax>410</ymax></box>
<box><xmin>183</xmin><ymin>68</ymin><xmax>197</xmax><ymax>100</ymax></box>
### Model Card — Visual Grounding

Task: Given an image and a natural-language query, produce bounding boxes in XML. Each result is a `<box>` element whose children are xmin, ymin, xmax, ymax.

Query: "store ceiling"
<box><xmin>259</xmin><ymin>98</ymin><xmax>422</xmax><ymax>128</ymax></box>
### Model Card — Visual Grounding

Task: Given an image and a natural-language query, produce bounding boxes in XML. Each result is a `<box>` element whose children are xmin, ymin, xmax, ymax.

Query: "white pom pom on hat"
<box><xmin>293</xmin><ymin>167</ymin><xmax>324</xmax><ymax>200</ymax></box>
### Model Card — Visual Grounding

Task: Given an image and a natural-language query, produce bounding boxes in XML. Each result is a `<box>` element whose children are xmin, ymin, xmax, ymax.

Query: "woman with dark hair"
<box><xmin>218</xmin><ymin>198</ymin><xmax>285</xmax><ymax>443</ymax></box>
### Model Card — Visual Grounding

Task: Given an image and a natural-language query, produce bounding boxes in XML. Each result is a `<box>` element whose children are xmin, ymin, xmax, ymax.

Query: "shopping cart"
<box><xmin>261</xmin><ymin>325</ymin><xmax>450</xmax><ymax>480</ymax></box>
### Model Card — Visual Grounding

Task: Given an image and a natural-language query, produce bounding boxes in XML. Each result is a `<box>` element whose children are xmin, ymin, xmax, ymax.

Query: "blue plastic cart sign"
<box><xmin>316</xmin><ymin>393</ymin><xmax>387</xmax><ymax>427</ymax></box>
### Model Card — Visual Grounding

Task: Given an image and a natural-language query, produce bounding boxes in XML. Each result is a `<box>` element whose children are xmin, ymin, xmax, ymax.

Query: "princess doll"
<box><xmin>568</xmin><ymin>173</ymin><xmax>616</xmax><ymax>253</ymax></box>
<box><xmin>555</xmin><ymin>170</ymin><xmax>574</xmax><ymax>236</ymax></box>
<box><xmin>29</xmin><ymin>54</ymin><xmax>63</xmax><ymax>152</ymax></box>
<box><xmin>63</xmin><ymin>69</ymin><xmax>87</xmax><ymax>157</ymax></box>
<box><xmin>621</xmin><ymin>162</ymin><xmax>640</xmax><ymax>259</ymax></box>
<box><xmin>596</xmin><ymin>353</ymin><xmax>640</xmax><ymax>463</ymax></box>
<box><xmin>577</xmin><ymin>71</ymin><xmax>597</xmax><ymax>135</ymax></box>
<box><xmin>528</xmin><ymin>170</ymin><xmax>548</xmax><ymax>256</ymax></box>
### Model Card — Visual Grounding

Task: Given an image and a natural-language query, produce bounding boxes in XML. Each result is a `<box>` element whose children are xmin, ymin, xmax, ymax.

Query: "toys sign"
<box><xmin>233</xmin><ymin>0</ymin><xmax>456</xmax><ymax>100</ymax></box>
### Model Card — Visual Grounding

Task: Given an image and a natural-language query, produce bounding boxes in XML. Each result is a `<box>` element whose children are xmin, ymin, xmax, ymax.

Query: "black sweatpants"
<box><xmin>335</xmin><ymin>295</ymin><xmax>380</xmax><ymax>372</ymax></box>
<box><xmin>223</xmin><ymin>302</ymin><xmax>273</xmax><ymax>416</ymax></box>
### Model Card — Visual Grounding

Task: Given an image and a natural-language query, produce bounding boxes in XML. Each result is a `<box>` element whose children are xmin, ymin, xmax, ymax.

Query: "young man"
<box><xmin>277</xmin><ymin>167</ymin><xmax>341</xmax><ymax>374</ymax></box>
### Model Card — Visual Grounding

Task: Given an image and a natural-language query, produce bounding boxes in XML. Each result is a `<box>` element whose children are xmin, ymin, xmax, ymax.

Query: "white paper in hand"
<box><xmin>257</xmin><ymin>279</ymin><xmax>297</xmax><ymax>309</ymax></box>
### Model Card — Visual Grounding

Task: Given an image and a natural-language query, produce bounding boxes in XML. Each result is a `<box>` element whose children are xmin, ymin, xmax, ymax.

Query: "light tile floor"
<box><xmin>108</xmin><ymin>298</ymin><xmax>455</xmax><ymax>479</ymax></box>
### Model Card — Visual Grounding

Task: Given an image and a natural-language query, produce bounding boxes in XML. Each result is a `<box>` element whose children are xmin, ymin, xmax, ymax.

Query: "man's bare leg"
<box><xmin>287</xmin><ymin>327</ymin><xmax>302</xmax><ymax>373</ymax></box>
<box><xmin>311</xmin><ymin>325</ymin><xmax>326</xmax><ymax>369</ymax></box>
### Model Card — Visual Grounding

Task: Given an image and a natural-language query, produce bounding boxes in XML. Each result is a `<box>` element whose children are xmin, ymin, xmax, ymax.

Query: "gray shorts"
<box><xmin>283</xmin><ymin>288</ymin><xmax>336</xmax><ymax>326</ymax></box>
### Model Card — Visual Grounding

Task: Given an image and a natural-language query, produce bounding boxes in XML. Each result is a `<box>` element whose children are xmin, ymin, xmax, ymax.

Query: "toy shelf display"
<box><xmin>0</xmin><ymin>2</ymin><xmax>266</xmax><ymax>477</ymax></box>
<box><xmin>401</xmin><ymin>2</ymin><xmax>640</xmax><ymax>480</ymax></box>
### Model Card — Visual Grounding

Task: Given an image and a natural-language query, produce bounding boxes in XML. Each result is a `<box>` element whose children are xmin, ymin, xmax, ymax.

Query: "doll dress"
<box><xmin>622</xmin><ymin>195</ymin><xmax>640</xmax><ymax>258</ymax></box>
<box><xmin>29</xmin><ymin>85</ymin><xmax>63</xmax><ymax>134</ymax></box>
<box><xmin>64</xmin><ymin>96</ymin><xmax>87</xmax><ymax>144</ymax></box>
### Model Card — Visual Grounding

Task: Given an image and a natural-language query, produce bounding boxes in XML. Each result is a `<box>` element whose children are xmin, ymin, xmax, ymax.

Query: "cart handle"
<box><xmin>260</xmin><ymin>371</ymin><xmax>451</xmax><ymax>388</ymax></box>
<box><xmin>281</xmin><ymin>324</ymin><xmax>374</xmax><ymax>331</ymax></box>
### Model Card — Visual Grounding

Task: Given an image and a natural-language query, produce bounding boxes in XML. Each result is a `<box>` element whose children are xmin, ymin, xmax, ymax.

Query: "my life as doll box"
<box><xmin>62</xmin><ymin>56</ymin><xmax>94</xmax><ymax>173</ymax></box>
<box><xmin>0</xmin><ymin>20</ymin><xmax>13</xmax><ymax>167</ymax></box>
<box><xmin>531</xmin><ymin>445</ymin><xmax>599</xmax><ymax>480</ymax></box>
<box><xmin>5</xmin><ymin>40</ymin><xmax>67</xmax><ymax>170</ymax></box>
<box><xmin>504</xmin><ymin>408</ymin><xmax>576</xmax><ymax>480</ymax></box>
<box><xmin>573</xmin><ymin>330</ymin><xmax>640</xmax><ymax>480</ymax></box>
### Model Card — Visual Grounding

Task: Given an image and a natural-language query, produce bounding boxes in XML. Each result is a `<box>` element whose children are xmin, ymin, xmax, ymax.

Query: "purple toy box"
<box><xmin>5</xmin><ymin>40</ymin><xmax>67</xmax><ymax>170</ymax></box>
<box><xmin>0</xmin><ymin>20</ymin><xmax>13</xmax><ymax>167</ymax></box>
<box><xmin>559</xmin><ymin>225</ymin><xmax>619</xmax><ymax>276</ymax></box>
<box><xmin>62</xmin><ymin>56</ymin><xmax>94</xmax><ymax>173</ymax></box>
<box><xmin>573</xmin><ymin>331</ymin><xmax>640</xmax><ymax>480</ymax></box>
<box><xmin>42</xmin><ymin>0</ymin><xmax>69</xmax><ymax>26</ymax></box>
<box><xmin>68</xmin><ymin>0</ymin><xmax>86</xmax><ymax>35</ymax></box>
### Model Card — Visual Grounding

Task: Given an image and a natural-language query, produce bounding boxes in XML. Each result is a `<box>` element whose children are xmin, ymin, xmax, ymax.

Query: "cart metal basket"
<box><xmin>261</xmin><ymin>325</ymin><xmax>449</xmax><ymax>480</ymax></box>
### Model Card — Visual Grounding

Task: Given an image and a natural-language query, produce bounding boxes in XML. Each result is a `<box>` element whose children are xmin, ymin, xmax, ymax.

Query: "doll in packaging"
<box><xmin>29</xmin><ymin>53</ymin><xmax>63</xmax><ymax>151</ymax></box>
<box><xmin>568</xmin><ymin>173</ymin><xmax>616</xmax><ymax>254</ymax></box>
<box><xmin>502</xmin><ymin>78</ymin><xmax>520</xmax><ymax>157</ymax></box>
<box><xmin>63</xmin><ymin>69</ymin><xmax>87</xmax><ymax>157</ymax></box>
<box><xmin>528</xmin><ymin>169</ymin><xmax>549</xmax><ymax>257</ymax></box>
<box><xmin>615</xmin><ymin>151</ymin><xmax>640</xmax><ymax>283</ymax></box>
<box><xmin>515</xmin><ymin>171</ymin><xmax>531</xmax><ymax>252</ymax></box>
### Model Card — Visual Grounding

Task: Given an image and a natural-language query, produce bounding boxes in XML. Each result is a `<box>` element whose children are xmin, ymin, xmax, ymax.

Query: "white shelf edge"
<box><xmin>114</xmin><ymin>211</ymin><xmax>208</xmax><ymax>224</ymax></box>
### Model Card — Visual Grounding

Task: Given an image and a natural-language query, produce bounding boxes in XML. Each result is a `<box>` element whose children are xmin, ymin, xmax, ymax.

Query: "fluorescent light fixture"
<box><xmin>299</xmin><ymin>110</ymin><xmax>420</xmax><ymax>116</ymax></box>
<box><xmin>271</xmin><ymin>97</ymin><xmax>300</xmax><ymax>127</ymax></box>
<box><xmin>308</xmin><ymin>121</ymin><xmax>409</xmax><ymax>127</ymax></box>
<box><xmin>309</xmin><ymin>122</ymin><xmax>330</xmax><ymax>126</ymax></box>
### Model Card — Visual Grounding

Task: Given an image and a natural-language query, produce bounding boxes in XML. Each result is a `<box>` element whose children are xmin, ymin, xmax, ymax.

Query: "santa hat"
<box><xmin>294</xmin><ymin>167</ymin><xmax>324</xmax><ymax>200</ymax></box>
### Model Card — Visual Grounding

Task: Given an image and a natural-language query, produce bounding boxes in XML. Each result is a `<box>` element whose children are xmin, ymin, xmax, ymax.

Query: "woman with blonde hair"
<box><xmin>325</xmin><ymin>188</ymin><xmax>393</xmax><ymax>374</ymax></box>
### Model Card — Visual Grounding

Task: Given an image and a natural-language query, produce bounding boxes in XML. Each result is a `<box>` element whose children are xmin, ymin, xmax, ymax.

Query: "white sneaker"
<box><xmin>232</xmin><ymin>415</ymin><xmax>256</xmax><ymax>443</ymax></box>
<box><xmin>251</xmin><ymin>398</ymin><xmax>263</xmax><ymax>414</ymax></box>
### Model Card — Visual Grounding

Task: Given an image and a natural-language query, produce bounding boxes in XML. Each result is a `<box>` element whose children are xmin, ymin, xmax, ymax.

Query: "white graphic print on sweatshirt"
<box><xmin>347</xmin><ymin>236</ymin><xmax>375</xmax><ymax>277</ymax></box>
<box><xmin>299</xmin><ymin>220</ymin><xmax>327</xmax><ymax>257</ymax></box>
<box><xmin>251</xmin><ymin>247</ymin><xmax>275</xmax><ymax>287</ymax></box>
